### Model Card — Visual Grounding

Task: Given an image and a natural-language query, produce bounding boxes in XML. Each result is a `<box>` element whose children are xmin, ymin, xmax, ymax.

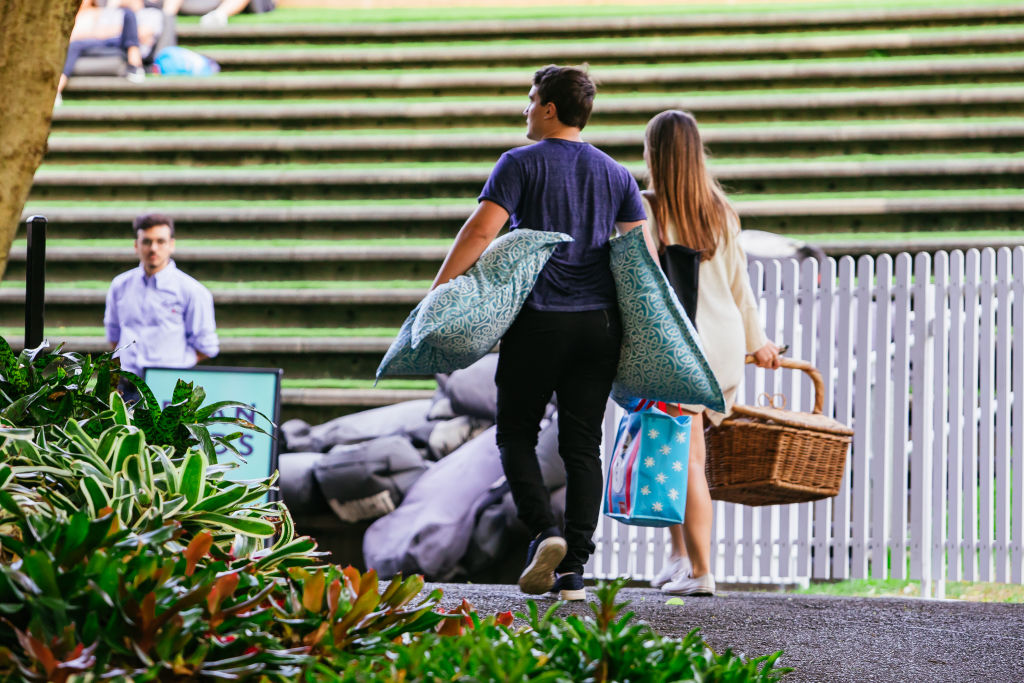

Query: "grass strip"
<box><xmin>281</xmin><ymin>378</ymin><xmax>435</xmax><ymax>390</ymax></box>
<box><xmin>37</xmin><ymin>151</ymin><xmax>1024</xmax><ymax>173</ymax></box>
<box><xmin>174</xmin><ymin>0</ymin><xmax>1023</xmax><ymax>26</ymax></box>
<box><xmin>174</xmin><ymin>51</ymin><xmax>1024</xmax><ymax>79</ymax></box>
<box><xmin>798</xmin><ymin>229</ymin><xmax>1024</xmax><ymax>242</ymax></box>
<box><xmin>47</xmin><ymin>116</ymin><xmax>1024</xmax><ymax>140</ymax></box>
<box><xmin>1</xmin><ymin>326</ymin><xmax>401</xmax><ymax>338</ymax></box>
<box><xmin>792</xmin><ymin>578</ymin><xmax>1024</xmax><ymax>603</ymax></box>
<box><xmin>0</xmin><ymin>280</ymin><xmax>429</xmax><ymax>291</ymax></box>
<box><xmin>21</xmin><ymin>187</ymin><xmax>1024</xmax><ymax>212</ymax></box>
<box><xmin>60</xmin><ymin>80</ymin><xmax>1024</xmax><ymax>109</ymax></box>
<box><xmin>730</xmin><ymin>187</ymin><xmax>1024</xmax><ymax>201</ymax></box>
<box><xmin>15</xmin><ymin>238</ymin><xmax>451</xmax><ymax>248</ymax></box>
<box><xmin>14</xmin><ymin>232</ymin><xmax>1024</xmax><ymax>252</ymax></box>
<box><xmin>185</xmin><ymin>22</ymin><xmax>1024</xmax><ymax>51</ymax></box>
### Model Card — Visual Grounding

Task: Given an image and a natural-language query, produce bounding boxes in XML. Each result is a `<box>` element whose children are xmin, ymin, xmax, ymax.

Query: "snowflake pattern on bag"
<box><xmin>376</xmin><ymin>229</ymin><xmax>572</xmax><ymax>379</ymax></box>
<box><xmin>605</xmin><ymin>403</ymin><xmax>691</xmax><ymax>527</ymax></box>
<box><xmin>609</xmin><ymin>228</ymin><xmax>725</xmax><ymax>412</ymax></box>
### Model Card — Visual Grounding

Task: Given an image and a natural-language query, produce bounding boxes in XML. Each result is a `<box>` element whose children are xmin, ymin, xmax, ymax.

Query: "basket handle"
<box><xmin>744</xmin><ymin>355</ymin><xmax>825</xmax><ymax>415</ymax></box>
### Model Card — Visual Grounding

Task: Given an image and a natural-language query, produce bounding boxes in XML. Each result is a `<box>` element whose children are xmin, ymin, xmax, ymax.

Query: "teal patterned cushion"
<box><xmin>376</xmin><ymin>229</ymin><xmax>572</xmax><ymax>379</ymax></box>
<box><xmin>610</xmin><ymin>228</ymin><xmax>725</xmax><ymax>412</ymax></box>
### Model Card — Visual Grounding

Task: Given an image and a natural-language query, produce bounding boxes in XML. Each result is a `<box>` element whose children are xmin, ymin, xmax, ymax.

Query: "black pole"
<box><xmin>24</xmin><ymin>215</ymin><xmax>46</xmax><ymax>348</ymax></box>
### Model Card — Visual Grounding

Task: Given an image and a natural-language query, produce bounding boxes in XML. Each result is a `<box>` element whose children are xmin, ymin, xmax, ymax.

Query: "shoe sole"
<box><xmin>518</xmin><ymin>537</ymin><xmax>567</xmax><ymax>594</ymax></box>
<box><xmin>558</xmin><ymin>587</ymin><xmax>586</xmax><ymax>601</ymax></box>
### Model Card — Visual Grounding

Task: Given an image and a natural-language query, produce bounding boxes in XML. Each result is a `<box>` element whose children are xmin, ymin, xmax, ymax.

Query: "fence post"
<box><xmin>910</xmin><ymin>252</ymin><xmax>934</xmax><ymax>596</ymax></box>
<box><xmin>24</xmin><ymin>215</ymin><xmax>47</xmax><ymax>348</ymax></box>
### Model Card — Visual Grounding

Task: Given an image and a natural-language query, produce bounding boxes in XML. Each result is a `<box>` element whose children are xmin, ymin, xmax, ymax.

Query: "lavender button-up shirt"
<box><xmin>104</xmin><ymin>260</ymin><xmax>219</xmax><ymax>376</ymax></box>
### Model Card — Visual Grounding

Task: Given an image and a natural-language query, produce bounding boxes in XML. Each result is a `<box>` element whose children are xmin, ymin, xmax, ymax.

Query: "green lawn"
<box><xmin>281</xmin><ymin>378</ymin><xmax>435</xmax><ymax>390</ymax></box>
<box><xmin>793</xmin><ymin>578</ymin><xmax>1024</xmax><ymax>603</ymax></box>
<box><xmin>0</xmin><ymin>280</ymin><xmax>429</xmax><ymax>291</ymax></box>
<box><xmin>184</xmin><ymin>23</ymin><xmax>1024</xmax><ymax>49</ymax></box>
<box><xmin>46</xmin><ymin>116</ymin><xmax>1024</xmax><ymax>140</ymax></box>
<box><xmin>58</xmin><ymin>80</ymin><xmax>1024</xmax><ymax>109</ymax></box>
<box><xmin>0</xmin><ymin>326</ymin><xmax>401</xmax><ymax>339</ymax></box>
<box><xmin>161</xmin><ymin>51</ymin><xmax>1024</xmax><ymax>80</ymax></box>
<box><xmin>20</xmin><ymin>187</ymin><xmax>1021</xmax><ymax>219</ymax></box>
<box><xmin>174</xmin><ymin>0</ymin><xmax>1024</xmax><ymax>25</ymax></box>
<box><xmin>36</xmin><ymin>151</ymin><xmax>1024</xmax><ymax>173</ymax></box>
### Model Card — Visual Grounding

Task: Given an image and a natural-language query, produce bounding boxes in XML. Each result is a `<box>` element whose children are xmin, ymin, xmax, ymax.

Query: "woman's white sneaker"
<box><xmin>651</xmin><ymin>554</ymin><xmax>692</xmax><ymax>588</ymax></box>
<box><xmin>661</xmin><ymin>572</ymin><xmax>716</xmax><ymax>596</ymax></box>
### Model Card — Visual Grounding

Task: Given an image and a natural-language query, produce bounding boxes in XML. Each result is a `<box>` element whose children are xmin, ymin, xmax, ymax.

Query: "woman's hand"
<box><xmin>751</xmin><ymin>341</ymin><xmax>783</xmax><ymax>369</ymax></box>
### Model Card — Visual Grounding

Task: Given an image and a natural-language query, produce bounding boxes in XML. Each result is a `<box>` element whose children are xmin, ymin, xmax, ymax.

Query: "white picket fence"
<box><xmin>588</xmin><ymin>248</ymin><xmax>1024</xmax><ymax>596</ymax></box>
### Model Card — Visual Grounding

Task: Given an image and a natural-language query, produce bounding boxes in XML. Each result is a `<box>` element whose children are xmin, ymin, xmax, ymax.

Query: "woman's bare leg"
<box><xmin>680</xmin><ymin>412</ymin><xmax>712</xmax><ymax>577</ymax></box>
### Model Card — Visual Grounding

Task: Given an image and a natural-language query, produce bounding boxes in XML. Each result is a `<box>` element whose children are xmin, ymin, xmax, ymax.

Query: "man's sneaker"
<box><xmin>518</xmin><ymin>528</ymin><xmax>566</xmax><ymax>595</ymax></box>
<box><xmin>551</xmin><ymin>572</ymin><xmax>586</xmax><ymax>601</ymax></box>
<box><xmin>125</xmin><ymin>65</ymin><xmax>146</xmax><ymax>83</ymax></box>
<box><xmin>651</xmin><ymin>554</ymin><xmax>692</xmax><ymax>588</ymax></box>
<box><xmin>661</xmin><ymin>571</ymin><xmax>716</xmax><ymax>596</ymax></box>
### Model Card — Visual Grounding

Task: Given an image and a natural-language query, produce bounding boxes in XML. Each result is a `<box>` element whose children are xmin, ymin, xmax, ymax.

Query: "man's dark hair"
<box><xmin>532</xmin><ymin>65</ymin><xmax>596</xmax><ymax>130</ymax></box>
<box><xmin>133</xmin><ymin>213</ymin><xmax>175</xmax><ymax>237</ymax></box>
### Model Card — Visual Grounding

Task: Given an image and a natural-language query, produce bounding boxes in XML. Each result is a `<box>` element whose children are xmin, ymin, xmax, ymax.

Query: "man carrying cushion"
<box><xmin>430</xmin><ymin>65</ymin><xmax>658</xmax><ymax>601</ymax></box>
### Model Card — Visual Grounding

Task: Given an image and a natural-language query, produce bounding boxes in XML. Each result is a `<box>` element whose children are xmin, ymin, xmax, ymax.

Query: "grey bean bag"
<box><xmin>313</xmin><ymin>435</ymin><xmax>428</xmax><ymax>524</ymax></box>
<box><xmin>445</xmin><ymin>354</ymin><xmax>498</xmax><ymax>420</ymax></box>
<box><xmin>362</xmin><ymin>426</ymin><xmax>503</xmax><ymax>580</ymax></box>
<box><xmin>306</xmin><ymin>399</ymin><xmax>433</xmax><ymax>452</ymax></box>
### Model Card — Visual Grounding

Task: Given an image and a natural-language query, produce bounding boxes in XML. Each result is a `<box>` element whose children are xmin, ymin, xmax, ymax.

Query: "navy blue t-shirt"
<box><xmin>479</xmin><ymin>138</ymin><xmax>646</xmax><ymax>312</ymax></box>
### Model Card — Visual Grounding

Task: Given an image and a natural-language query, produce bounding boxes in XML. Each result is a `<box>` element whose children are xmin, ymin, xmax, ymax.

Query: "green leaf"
<box><xmin>22</xmin><ymin>550</ymin><xmax>60</xmax><ymax>597</ymax></box>
<box><xmin>115</xmin><ymin>430</ymin><xmax>145</xmax><ymax>473</ymax></box>
<box><xmin>180</xmin><ymin>450</ymin><xmax>207</xmax><ymax>508</ymax></box>
<box><xmin>0</xmin><ymin>427</ymin><xmax>35</xmax><ymax>442</ymax></box>
<box><xmin>0</xmin><ymin>490</ymin><xmax>22</xmax><ymax>517</ymax></box>
<box><xmin>63</xmin><ymin>417</ymin><xmax>99</xmax><ymax>452</ymax></box>
<box><xmin>109</xmin><ymin>390</ymin><xmax>129</xmax><ymax>425</ymax></box>
<box><xmin>192</xmin><ymin>485</ymin><xmax>248</xmax><ymax>513</ymax></box>
<box><xmin>81</xmin><ymin>477</ymin><xmax>111</xmax><ymax>517</ymax></box>
<box><xmin>190</xmin><ymin>513</ymin><xmax>276</xmax><ymax>538</ymax></box>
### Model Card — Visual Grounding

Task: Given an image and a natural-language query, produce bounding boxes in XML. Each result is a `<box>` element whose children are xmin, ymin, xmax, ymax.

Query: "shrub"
<box><xmin>0</xmin><ymin>336</ymin><xmax>789</xmax><ymax>681</ymax></box>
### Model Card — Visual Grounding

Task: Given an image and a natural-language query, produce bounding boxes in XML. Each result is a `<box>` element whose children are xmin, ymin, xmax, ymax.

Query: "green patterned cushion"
<box><xmin>376</xmin><ymin>229</ymin><xmax>572</xmax><ymax>379</ymax></box>
<box><xmin>610</xmin><ymin>228</ymin><xmax>725</xmax><ymax>411</ymax></box>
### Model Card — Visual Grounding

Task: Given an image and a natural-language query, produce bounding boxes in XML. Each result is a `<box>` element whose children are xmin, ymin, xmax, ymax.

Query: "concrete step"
<box><xmin>44</xmin><ymin>121</ymin><xmax>1024</xmax><ymax>165</ymax></box>
<box><xmin>50</xmin><ymin>86</ymin><xmax>1024</xmax><ymax>131</ymax></box>
<box><xmin>4</xmin><ymin>244</ymin><xmax>449</xmax><ymax>282</ymax></box>
<box><xmin>63</xmin><ymin>56</ymin><xmax>1024</xmax><ymax>100</ymax></box>
<box><xmin>13</xmin><ymin>334</ymin><xmax>398</xmax><ymax>380</ymax></box>
<box><xmin>0</xmin><ymin>287</ymin><xmax>424</xmax><ymax>329</ymax></box>
<box><xmin>193</xmin><ymin>28</ymin><xmax>1024</xmax><ymax>71</ymax></box>
<box><xmin>176</xmin><ymin>5</ymin><xmax>1024</xmax><ymax>45</ymax></box>
<box><xmin>22</xmin><ymin>194</ymin><xmax>1024</xmax><ymax>239</ymax></box>
<box><xmin>28</xmin><ymin>157</ymin><xmax>1024</xmax><ymax>202</ymax></box>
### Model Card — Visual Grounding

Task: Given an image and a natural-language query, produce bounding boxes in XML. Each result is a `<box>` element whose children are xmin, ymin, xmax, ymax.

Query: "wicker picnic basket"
<box><xmin>705</xmin><ymin>357</ymin><xmax>853</xmax><ymax>506</ymax></box>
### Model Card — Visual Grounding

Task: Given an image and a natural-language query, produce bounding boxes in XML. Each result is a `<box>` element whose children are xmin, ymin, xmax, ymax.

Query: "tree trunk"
<box><xmin>0</xmin><ymin>1</ymin><xmax>80</xmax><ymax>280</ymax></box>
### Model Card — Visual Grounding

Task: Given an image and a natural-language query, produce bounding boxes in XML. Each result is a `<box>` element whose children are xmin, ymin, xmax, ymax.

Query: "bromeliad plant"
<box><xmin>0</xmin><ymin>335</ymin><xmax>791</xmax><ymax>680</ymax></box>
<box><xmin>0</xmin><ymin>336</ymin><xmax>261</xmax><ymax>457</ymax></box>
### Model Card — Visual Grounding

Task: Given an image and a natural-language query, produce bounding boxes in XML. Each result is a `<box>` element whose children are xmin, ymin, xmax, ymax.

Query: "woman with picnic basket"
<box><xmin>641</xmin><ymin>110</ymin><xmax>783</xmax><ymax>596</ymax></box>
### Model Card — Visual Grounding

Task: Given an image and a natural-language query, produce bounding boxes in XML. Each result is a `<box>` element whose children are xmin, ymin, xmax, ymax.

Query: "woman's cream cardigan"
<box><xmin>642</xmin><ymin>196</ymin><xmax>769</xmax><ymax>425</ymax></box>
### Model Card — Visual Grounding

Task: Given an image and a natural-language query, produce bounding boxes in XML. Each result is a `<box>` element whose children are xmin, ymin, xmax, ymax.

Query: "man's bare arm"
<box><xmin>430</xmin><ymin>200</ymin><xmax>509</xmax><ymax>290</ymax></box>
<box><xmin>195</xmin><ymin>351</ymin><xmax>209</xmax><ymax>363</ymax></box>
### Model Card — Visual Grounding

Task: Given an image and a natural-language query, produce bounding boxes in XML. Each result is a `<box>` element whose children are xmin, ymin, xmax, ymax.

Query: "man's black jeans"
<box><xmin>495</xmin><ymin>305</ymin><xmax>622</xmax><ymax>575</ymax></box>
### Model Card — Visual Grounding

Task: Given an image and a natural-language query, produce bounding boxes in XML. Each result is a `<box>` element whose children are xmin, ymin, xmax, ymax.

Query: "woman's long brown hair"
<box><xmin>644</xmin><ymin>110</ymin><xmax>737</xmax><ymax>261</ymax></box>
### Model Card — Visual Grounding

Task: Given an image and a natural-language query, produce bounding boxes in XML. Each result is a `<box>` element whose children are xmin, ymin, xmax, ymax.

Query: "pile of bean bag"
<box><xmin>278</xmin><ymin>354</ymin><xmax>565</xmax><ymax>582</ymax></box>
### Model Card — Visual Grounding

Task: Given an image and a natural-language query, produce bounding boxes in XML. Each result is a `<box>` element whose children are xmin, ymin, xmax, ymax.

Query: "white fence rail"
<box><xmin>588</xmin><ymin>249</ymin><xmax>1024</xmax><ymax>594</ymax></box>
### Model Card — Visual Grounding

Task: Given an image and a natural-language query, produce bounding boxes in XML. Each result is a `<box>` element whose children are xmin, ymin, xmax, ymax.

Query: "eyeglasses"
<box><xmin>139</xmin><ymin>238</ymin><xmax>171</xmax><ymax>247</ymax></box>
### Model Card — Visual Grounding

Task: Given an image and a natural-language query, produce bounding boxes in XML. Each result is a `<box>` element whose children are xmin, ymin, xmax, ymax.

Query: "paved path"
<box><xmin>431</xmin><ymin>583</ymin><xmax>1024</xmax><ymax>682</ymax></box>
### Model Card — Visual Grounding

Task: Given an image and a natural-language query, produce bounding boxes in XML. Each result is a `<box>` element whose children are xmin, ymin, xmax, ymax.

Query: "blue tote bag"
<box><xmin>604</xmin><ymin>400</ymin><xmax>690</xmax><ymax>527</ymax></box>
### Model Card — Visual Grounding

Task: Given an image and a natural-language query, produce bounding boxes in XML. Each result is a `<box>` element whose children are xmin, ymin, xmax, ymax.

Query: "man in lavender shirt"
<box><xmin>104</xmin><ymin>213</ymin><xmax>219</xmax><ymax>383</ymax></box>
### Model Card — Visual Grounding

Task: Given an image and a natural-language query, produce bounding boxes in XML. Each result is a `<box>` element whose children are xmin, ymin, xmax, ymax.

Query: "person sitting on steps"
<box><xmin>56</xmin><ymin>0</ymin><xmax>152</xmax><ymax>106</ymax></box>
